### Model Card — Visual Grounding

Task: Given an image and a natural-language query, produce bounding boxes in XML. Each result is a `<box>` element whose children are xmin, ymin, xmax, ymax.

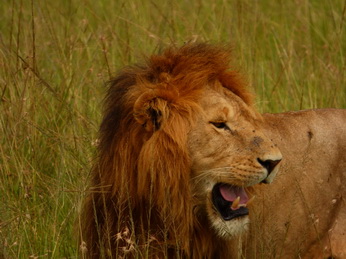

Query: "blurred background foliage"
<box><xmin>0</xmin><ymin>0</ymin><xmax>345</xmax><ymax>257</ymax></box>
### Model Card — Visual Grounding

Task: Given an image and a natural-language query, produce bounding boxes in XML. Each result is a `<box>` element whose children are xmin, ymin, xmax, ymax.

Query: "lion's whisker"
<box><xmin>191</xmin><ymin>167</ymin><xmax>236</xmax><ymax>180</ymax></box>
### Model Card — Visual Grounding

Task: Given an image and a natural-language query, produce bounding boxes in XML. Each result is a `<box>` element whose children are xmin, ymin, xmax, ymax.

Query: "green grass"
<box><xmin>0</xmin><ymin>0</ymin><xmax>345</xmax><ymax>258</ymax></box>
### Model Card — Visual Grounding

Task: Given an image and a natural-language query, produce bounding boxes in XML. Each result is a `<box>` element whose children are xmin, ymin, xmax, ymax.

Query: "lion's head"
<box><xmin>80</xmin><ymin>43</ymin><xmax>282</xmax><ymax>258</ymax></box>
<box><xmin>188</xmin><ymin>82</ymin><xmax>282</xmax><ymax>240</ymax></box>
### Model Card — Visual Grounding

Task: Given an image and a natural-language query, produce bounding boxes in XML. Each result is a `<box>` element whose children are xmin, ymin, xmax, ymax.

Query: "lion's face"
<box><xmin>188</xmin><ymin>84</ymin><xmax>282</xmax><ymax>238</ymax></box>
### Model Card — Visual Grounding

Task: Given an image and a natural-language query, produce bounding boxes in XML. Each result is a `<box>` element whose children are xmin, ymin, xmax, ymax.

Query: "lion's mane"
<box><xmin>80</xmin><ymin>43</ymin><xmax>252</xmax><ymax>258</ymax></box>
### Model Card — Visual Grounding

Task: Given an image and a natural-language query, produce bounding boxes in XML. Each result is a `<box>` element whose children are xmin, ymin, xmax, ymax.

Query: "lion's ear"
<box><xmin>133</xmin><ymin>92</ymin><xmax>169</xmax><ymax>132</ymax></box>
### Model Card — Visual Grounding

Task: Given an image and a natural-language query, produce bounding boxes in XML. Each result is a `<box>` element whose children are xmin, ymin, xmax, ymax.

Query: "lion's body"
<box><xmin>245</xmin><ymin>109</ymin><xmax>346</xmax><ymax>258</ymax></box>
<box><xmin>79</xmin><ymin>44</ymin><xmax>346</xmax><ymax>258</ymax></box>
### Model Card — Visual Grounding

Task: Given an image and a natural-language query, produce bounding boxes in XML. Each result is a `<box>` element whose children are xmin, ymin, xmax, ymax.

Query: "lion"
<box><xmin>79</xmin><ymin>43</ymin><xmax>346</xmax><ymax>258</ymax></box>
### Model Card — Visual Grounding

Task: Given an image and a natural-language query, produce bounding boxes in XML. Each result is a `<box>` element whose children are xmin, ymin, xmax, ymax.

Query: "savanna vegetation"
<box><xmin>1</xmin><ymin>0</ymin><xmax>345</xmax><ymax>258</ymax></box>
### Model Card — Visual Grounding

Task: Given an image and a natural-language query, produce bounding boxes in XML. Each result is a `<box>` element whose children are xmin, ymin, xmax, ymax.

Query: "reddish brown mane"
<box><xmin>80</xmin><ymin>43</ymin><xmax>252</xmax><ymax>258</ymax></box>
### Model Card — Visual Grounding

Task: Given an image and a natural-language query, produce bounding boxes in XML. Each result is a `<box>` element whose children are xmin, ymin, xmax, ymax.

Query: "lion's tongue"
<box><xmin>219</xmin><ymin>185</ymin><xmax>249</xmax><ymax>204</ymax></box>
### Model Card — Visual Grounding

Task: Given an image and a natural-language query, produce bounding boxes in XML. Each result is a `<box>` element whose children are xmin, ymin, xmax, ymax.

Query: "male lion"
<box><xmin>80</xmin><ymin>43</ymin><xmax>346</xmax><ymax>258</ymax></box>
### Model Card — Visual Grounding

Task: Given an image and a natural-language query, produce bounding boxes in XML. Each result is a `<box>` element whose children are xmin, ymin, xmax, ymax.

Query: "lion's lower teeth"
<box><xmin>231</xmin><ymin>195</ymin><xmax>256</xmax><ymax>210</ymax></box>
<box><xmin>231</xmin><ymin>196</ymin><xmax>240</xmax><ymax>210</ymax></box>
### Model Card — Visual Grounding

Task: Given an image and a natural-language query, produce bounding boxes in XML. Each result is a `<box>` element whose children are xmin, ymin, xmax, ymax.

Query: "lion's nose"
<box><xmin>257</xmin><ymin>158</ymin><xmax>282</xmax><ymax>175</ymax></box>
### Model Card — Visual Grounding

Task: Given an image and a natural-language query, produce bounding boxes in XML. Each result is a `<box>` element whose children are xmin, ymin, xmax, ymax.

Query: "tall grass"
<box><xmin>0</xmin><ymin>0</ymin><xmax>345</xmax><ymax>257</ymax></box>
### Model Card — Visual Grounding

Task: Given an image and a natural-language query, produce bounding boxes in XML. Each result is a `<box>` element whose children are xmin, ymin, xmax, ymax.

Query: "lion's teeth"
<box><xmin>246</xmin><ymin>196</ymin><xmax>256</xmax><ymax>207</ymax></box>
<box><xmin>231</xmin><ymin>196</ymin><xmax>240</xmax><ymax>210</ymax></box>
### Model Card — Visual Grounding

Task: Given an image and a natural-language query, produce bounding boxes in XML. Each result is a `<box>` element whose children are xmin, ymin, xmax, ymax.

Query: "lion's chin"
<box><xmin>210</xmin><ymin>214</ymin><xmax>249</xmax><ymax>238</ymax></box>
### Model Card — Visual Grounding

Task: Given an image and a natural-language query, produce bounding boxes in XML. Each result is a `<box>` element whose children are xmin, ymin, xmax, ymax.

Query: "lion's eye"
<box><xmin>211</xmin><ymin>122</ymin><xmax>230</xmax><ymax>130</ymax></box>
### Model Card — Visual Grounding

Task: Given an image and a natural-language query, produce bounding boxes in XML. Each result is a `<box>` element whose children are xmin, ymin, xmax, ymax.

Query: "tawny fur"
<box><xmin>79</xmin><ymin>43</ymin><xmax>346</xmax><ymax>258</ymax></box>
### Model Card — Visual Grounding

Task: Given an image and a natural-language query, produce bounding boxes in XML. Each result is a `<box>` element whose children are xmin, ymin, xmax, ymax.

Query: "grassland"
<box><xmin>0</xmin><ymin>0</ymin><xmax>345</xmax><ymax>258</ymax></box>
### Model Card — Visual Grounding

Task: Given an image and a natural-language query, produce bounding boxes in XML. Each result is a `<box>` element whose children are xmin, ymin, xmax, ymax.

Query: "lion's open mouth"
<box><xmin>212</xmin><ymin>183</ymin><xmax>253</xmax><ymax>221</ymax></box>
